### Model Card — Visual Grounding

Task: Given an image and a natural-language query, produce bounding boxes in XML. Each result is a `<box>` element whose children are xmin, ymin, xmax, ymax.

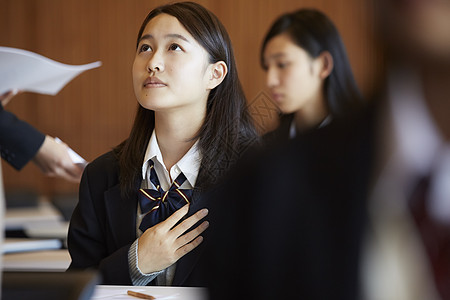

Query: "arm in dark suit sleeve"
<box><xmin>67</xmin><ymin>155</ymin><xmax>134</xmax><ymax>285</ymax></box>
<box><xmin>0</xmin><ymin>104</ymin><xmax>45</xmax><ymax>170</ymax></box>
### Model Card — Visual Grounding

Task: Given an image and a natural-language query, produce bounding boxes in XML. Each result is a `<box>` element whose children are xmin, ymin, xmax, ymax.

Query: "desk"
<box><xmin>92</xmin><ymin>285</ymin><xmax>208</xmax><ymax>300</ymax></box>
<box><xmin>2</xmin><ymin>249</ymin><xmax>70</xmax><ymax>272</ymax></box>
<box><xmin>4</xmin><ymin>199</ymin><xmax>63</xmax><ymax>231</ymax></box>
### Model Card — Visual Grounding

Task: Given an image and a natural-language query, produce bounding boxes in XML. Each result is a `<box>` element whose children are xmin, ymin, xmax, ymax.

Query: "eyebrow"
<box><xmin>267</xmin><ymin>53</ymin><xmax>287</xmax><ymax>60</ymax></box>
<box><xmin>138</xmin><ymin>33</ymin><xmax>190</xmax><ymax>45</ymax></box>
<box><xmin>263</xmin><ymin>53</ymin><xmax>287</xmax><ymax>66</ymax></box>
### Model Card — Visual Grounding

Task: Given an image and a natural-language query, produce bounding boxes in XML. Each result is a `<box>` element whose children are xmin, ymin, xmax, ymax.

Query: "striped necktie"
<box><xmin>138</xmin><ymin>161</ymin><xmax>192</xmax><ymax>232</ymax></box>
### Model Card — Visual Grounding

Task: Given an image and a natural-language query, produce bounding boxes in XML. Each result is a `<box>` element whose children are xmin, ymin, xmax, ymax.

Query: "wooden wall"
<box><xmin>0</xmin><ymin>0</ymin><xmax>379</xmax><ymax>196</ymax></box>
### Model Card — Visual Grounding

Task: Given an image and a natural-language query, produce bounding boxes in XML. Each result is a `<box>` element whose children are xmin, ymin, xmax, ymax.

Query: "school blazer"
<box><xmin>67</xmin><ymin>151</ymin><xmax>207</xmax><ymax>286</ymax></box>
<box><xmin>205</xmin><ymin>108</ymin><xmax>375</xmax><ymax>300</ymax></box>
<box><xmin>262</xmin><ymin>114</ymin><xmax>293</xmax><ymax>146</ymax></box>
<box><xmin>0</xmin><ymin>105</ymin><xmax>45</xmax><ymax>170</ymax></box>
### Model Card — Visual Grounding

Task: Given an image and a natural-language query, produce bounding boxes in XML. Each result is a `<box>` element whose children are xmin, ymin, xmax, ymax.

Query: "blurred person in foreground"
<box><xmin>202</xmin><ymin>7</ymin><xmax>373</xmax><ymax>300</ymax></box>
<box><xmin>203</xmin><ymin>0</ymin><xmax>450</xmax><ymax>299</ymax></box>
<box><xmin>362</xmin><ymin>0</ymin><xmax>450</xmax><ymax>299</ymax></box>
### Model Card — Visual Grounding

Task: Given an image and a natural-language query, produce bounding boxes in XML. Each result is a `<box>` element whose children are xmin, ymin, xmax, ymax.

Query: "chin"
<box><xmin>278</xmin><ymin>105</ymin><xmax>295</xmax><ymax>115</ymax></box>
<box><xmin>137</xmin><ymin>98</ymin><xmax>157</xmax><ymax>111</ymax></box>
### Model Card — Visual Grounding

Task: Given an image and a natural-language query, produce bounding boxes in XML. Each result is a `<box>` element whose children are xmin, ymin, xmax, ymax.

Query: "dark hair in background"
<box><xmin>261</xmin><ymin>9</ymin><xmax>363</xmax><ymax>117</ymax></box>
<box><xmin>114</xmin><ymin>2</ymin><xmax>259</xmax><ymax>198</ymax></box>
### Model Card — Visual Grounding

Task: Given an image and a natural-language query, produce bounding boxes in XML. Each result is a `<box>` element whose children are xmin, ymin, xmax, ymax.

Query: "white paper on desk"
<box><xmin>91</xmin><ymin>287</ymin><xmax>178</xmax><ymax>299</ymax></box>
<box><xmin>91</xmin><ymin>286</ymin><xmax>207</xmax><ymax>300</ymax></box>
<box><xmin>0</xmin><ymin>46</ymin><xmax>101</xmax><ymax>96</ymax></box>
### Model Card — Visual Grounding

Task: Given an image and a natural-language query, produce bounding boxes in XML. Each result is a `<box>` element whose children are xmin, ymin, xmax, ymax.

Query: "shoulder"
<box><xmin>88</xmin><ymin>150</ymin><xmax>119</xmax><ymax>170</ymax></box>
<box><xmin>83</xmin><ymin>150</ymin><xmax>120</xmax><ymax>189</ymax></box>
<box><xmin>262</xmin><ymin>114</ymin><xmax>292</xmax><ymax>146</ymax></box>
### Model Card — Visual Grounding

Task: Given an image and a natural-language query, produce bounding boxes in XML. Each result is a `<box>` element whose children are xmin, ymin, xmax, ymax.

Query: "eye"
<box><xmin>168</xmin><ymin>43</ymin><xmax>182</xmax><ymax>51</ymax></box>
<box><xmin>139</xmin><ymin>44</ymin><xmax>152</xmax><ymax>53</ymax></box>
<box><xmin>277</xmin><ymin>62</ymin><xmax>289</xmax><ymax>69</ymax></box>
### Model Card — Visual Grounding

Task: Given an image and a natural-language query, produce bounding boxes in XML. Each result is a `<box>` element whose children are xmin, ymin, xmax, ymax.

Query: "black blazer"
<box><xmin>0</xmin><ymin>105</ymin><xmax>45</xmax><ymax>170</ymax></box>
<box><xmin>67</xmin><ymin>151</ymin><xmax>207</xmax><ymax>286</ymax></box>
<box><xmin>262</xmin><ymin>113</ymin><xmax>293</xmax><ymax>146</ymax></box>
<box><xmin>204</xmin><ymin>109</ymin><xmax>375</xmax><ymax>300</ymax></box>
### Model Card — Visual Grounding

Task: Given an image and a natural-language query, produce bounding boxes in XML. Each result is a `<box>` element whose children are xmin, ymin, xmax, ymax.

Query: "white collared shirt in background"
<box><xmin>289</xmin><ymin>115</ymin><xmax>332</xmax><ymax>139</ymax></box>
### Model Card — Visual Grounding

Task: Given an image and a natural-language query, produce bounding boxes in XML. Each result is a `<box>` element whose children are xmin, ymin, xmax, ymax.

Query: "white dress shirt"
<box><xmin>129</xmin><ymin>130</ymin><xmax>201</xmax><ymax>286</ymax></box>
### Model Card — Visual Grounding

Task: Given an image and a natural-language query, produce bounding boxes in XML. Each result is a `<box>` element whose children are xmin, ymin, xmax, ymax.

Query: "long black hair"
<box><xmin>115</xmin><ymin>2</ymin><xmax>259</xmax><ymax>198</ymax></box>
<box><xmin>261</xmin><ymin>8</ymin><xmax>363</xmax><ymax>117</ymax></box>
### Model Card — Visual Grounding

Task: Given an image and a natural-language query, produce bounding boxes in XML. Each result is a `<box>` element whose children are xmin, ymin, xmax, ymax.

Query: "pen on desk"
<box><xmin>127</xmin><ymin>290</ymin><xmax>156</xmax><ymax>299</ymax></box>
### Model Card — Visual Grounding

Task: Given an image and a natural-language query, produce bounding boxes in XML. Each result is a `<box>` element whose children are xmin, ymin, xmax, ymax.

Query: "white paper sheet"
<box><xmin>91</xmin><ymin>286</ymin><xmax>207</xmax><ymax>300</ymax></box>
<box><xmin>0</xmin><ymin>46</ymin><xmax>101</xmax><ymax>95</ymax></box>
<box><xmin>55</xmin><ymin>137</ymin><xmax>88</xmax><ymax>168</ymax></box>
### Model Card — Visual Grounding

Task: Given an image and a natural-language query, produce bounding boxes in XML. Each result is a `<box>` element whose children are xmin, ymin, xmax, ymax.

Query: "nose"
<box><xmin>147</xmin><ymin>51</ymin><xmax>164</xmax><ymax>73</ymax></box>
<box><xmin>266</xmin><ymin>67</ymin><xmax>279</xmax><ymax>89</ymax></box>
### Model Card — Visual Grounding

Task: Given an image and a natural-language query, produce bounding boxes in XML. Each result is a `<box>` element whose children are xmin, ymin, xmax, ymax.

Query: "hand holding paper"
<box><xmin>0</xmin><ymin>47</ymin><xmax>95</xmax><ymax>183</ymax></box>
<box><xmin>32</xmin><ymin>136</ymin><xmax>86</xmax><ymax>183</ymax></box>
<box><xmin>54</xmin><ymin>137</ymin><xmax>88</xmax><ymax>169</ymax></box>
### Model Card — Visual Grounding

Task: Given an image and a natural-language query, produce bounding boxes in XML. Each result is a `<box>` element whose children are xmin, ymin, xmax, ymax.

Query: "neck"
<box><xmin>293</xmin><ymin>94</ymin><xmax>328</xmax><ymax>131</ymax></box>
<box><xmin>155</xmin><ymin>109</ymin><xmax>204</xmax><ymax>170</ymax></box>
<box><xmin>421</xmin><ymin>65</ymin><xmax>450</xmax><ymax>140</ymax></box>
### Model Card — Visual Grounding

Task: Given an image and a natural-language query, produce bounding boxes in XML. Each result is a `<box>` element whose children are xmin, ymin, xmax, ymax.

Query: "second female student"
<box><xmin>261</xmin><ymin>9</ymin><xmax>363</xmax><ymax>142</ymax></box>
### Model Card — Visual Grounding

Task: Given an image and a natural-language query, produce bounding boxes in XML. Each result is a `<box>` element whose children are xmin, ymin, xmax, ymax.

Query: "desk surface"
<box><xmin>92</xmin><ymin>285</ymin><xmax>208</xmax><ymax>300</ymax></box>
<box><xmin>2</xmin><ymin>249</ymin><xmax>70</xmax><ymax>272</ymax></box>
<box><xmin>4</xmin><ymin>200</ymin><xmax>63</xmax><ymax>231</ymax></box>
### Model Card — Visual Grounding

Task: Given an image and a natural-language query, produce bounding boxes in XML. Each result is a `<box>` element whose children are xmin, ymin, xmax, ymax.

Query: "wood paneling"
<box><xmin>0</xmin><ymin>0</ymin><xmax>379</xmax><ymax>196</ymax></box>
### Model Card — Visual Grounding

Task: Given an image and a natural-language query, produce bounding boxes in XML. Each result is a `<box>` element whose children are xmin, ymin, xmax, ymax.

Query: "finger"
<box><xmin>59</xmin><ymin>169</ymin><xmax>82</xmax><ymax>183</ymax></box>
<box><xmin>47</xmin><ymin>161</ymin><xmax>81</xmax><ymax>183</ymax></box>
<box><xmin>171</xmin><ymin>208</ymin><xmax>208</xmax><ymax>238</ymax></box>
<box><xmin>158</xmin><ymin>204</ymin><xmax>190</xmax><ymax>230</ymax></box>
<box><xmin>174</xmin><ymin>220</ymin><xmax>209</xmax><ymax>249</ymax></box>
<box><xmin>50</xmin><ymin>166</ymin><xmax>76</xmax><ymax>182</ymax></box>
<box><xmin>0</xmin><ymin>89</ymin><xmax>19</xmax><ymax>107</ymax></box>
<box><xmin>174</xmin><ymin>235</ymin><xmax>204</xmax><ymax>260</ymax></box>
<box><xmin>62</xmin><ymin>163</ymin><xmax>83</xmax><ymax>182</ymax></box>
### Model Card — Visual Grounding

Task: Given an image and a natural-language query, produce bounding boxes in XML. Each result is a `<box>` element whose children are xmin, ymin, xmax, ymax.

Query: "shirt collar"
<box><xmin>289</xmin><ymin>115</ymin><xmax>332</xmax><ymax>139</ymax></box>
<box><xmin>141</xmin><ymin>130</ymin><xmax>201</xmax><ymax>187</ymax></box>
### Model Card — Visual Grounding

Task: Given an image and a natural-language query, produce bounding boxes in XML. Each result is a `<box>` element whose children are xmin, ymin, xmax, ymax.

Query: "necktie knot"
<box><xmin>138</xmin><ymin>161</ymin><xmax>192</xmax><ymax>232</ymax></box>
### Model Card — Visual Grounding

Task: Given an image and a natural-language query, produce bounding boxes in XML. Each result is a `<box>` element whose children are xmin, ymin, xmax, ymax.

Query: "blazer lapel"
<box><xmin>172</xmin><ymin>186</ymin><xmax>208</xmax><ymax>286</ymax></box>
<box><xmin>104</xmin><ymin>184</ymin><xmax>138</xmax><ymax>248</ymax></box>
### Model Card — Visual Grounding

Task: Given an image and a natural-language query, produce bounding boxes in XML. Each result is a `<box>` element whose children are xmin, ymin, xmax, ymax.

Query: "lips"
<box><xmin>271</xmin><ymin>92</ymin><xmax>283</xmax><ymax>102</ymax></box>
<box><xmin>143</xmin><ymin>77</ymin><xmax>167</xmax><ymax>88</ymax></box>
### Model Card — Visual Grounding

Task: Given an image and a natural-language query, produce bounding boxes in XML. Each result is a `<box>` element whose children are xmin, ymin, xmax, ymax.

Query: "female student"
<box><xmin>68</xmin><ymin>2</ymin><xmax>258</xmax><ymax>286</ymax></box>
<box><xmin>261</xmin><ymin>9</ymin><xmax>362</xmax><ymax>141</ymax></box>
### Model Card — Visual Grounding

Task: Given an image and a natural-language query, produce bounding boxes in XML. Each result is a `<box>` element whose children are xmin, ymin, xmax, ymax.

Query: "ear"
<box><xmin>318</xmin><ymin>51</ymin><xmax>334</xmax><ymax>80</ymax></box>
<box><xmin>206</xmin><ymin>61</ymin><xmax>228</xmax><ymax>90</ymax></box>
